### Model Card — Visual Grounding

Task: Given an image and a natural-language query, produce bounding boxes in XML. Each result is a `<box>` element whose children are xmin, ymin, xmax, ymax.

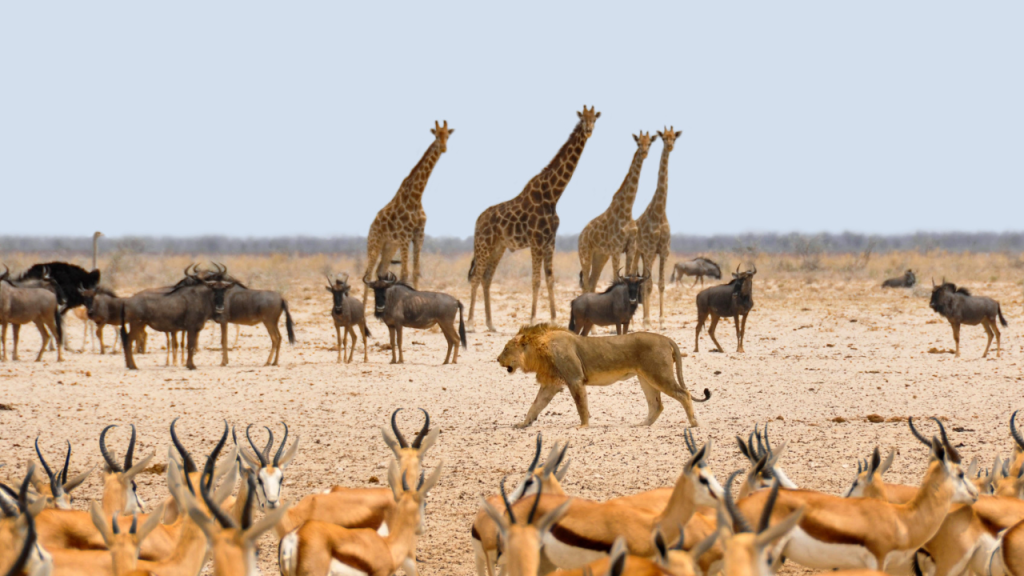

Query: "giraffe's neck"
<box><xmin>399</xmin><ymin>139</ymin><xmax>443</xmax><ymax>203</ymax></box>
<box><xmin>645</xmin><ymin>144</ymin><xmax>672</xmax><ymax>217</ymax></box>
<box><xmin>524</xmin><ymin>122</ymin><xmax>589</xmax><ymax>204</ymax></box>
<box><xmin>608</xmin><ymin>147</ymin><xmax>647</xmax><ymax>219</ymax></box>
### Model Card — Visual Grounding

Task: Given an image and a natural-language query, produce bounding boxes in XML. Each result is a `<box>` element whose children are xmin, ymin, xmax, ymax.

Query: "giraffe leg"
<box><xmin>363</xmin><ymin>225</ymin><xmax>385</xmax><ymax>308</ymax></box>
<box><xmin>482</xmin><ymin>248</ymin><xmax>505</xmax><ymax>332</ymax></box>
<box><xmin>657</xmin><ymin>247</ymin><xmax>668</xmax><ymax>329</ymax></box>
<box><xmin>411</xmin><ymin>226</ymin><xmax>424</xmax><ymax>289</ymax></box>
<box><xmin>529</xmin><ymin>249</ymin><xmax>543</xmax><ymax>325</ymax></box>
<box><xmin>587</xmin><ymin>253</ymin><xmax>609</xmax><ymax>293</ymax></box>
<box><xmin>468</xmin><ymin>243</ymin><xmax>491</xmax><ymax>331</ymax></box>
<box><xmin>399</xmin><ymin>243</ymin><xmax>411</xmax><ymax>284</ymax></box>
<box><xmin>544</xmin><ymin>246</ymin><xmax>557</xmax><ymax>322</ymax></box>
<box><xmin>640</xmin><ymin>254</ymin><xmax>654</xmax><ymax>329</ymax></box>
<box><xmin>377</xmin><ymin>242</ymin><xmax>398</xmax><ymax>278</ymax></box>
<box><xmin>578</xmin><ymin>240</ymin><xmax>592</xmax><ymax>292</ymax></box>
<box><xmin>625</xmin><ymin>234</ymin><xmax>639</xmax><ymax>276</ymax></box>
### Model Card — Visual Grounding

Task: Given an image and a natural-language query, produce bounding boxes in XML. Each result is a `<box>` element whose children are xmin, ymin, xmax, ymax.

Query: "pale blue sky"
<box><xmin>2</xmin><ymin>2</ymin><xmax>1021</xmax><ymax>238</ymax></box>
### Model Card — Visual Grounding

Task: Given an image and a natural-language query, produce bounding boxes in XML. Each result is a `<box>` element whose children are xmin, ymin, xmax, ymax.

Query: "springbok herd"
<box><xmin>8</xmin><ymin>408</ymin><xmax>1024</xmax><ymax>576</ymax></box>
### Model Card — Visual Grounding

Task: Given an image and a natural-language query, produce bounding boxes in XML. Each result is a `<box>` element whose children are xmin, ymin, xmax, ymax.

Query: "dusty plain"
<box><xmin>1</xmin><ymin>250</ymin><xmax>1022</xmax><ymax>575</ymax></box>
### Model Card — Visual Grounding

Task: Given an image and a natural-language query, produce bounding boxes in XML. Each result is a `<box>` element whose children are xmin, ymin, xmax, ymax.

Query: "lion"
<box><xmin>497</xmin><ymin>324</ymin><xmax>711</xmax><ymax>429</ymax></box>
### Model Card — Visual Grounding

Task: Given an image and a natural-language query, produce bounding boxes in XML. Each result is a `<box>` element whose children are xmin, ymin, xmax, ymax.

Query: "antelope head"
<box><xmin>719</xmin><ymin>472</ymin><xmax>805</xmax><ymax>576</ymax></box>
<box><xmin>480</xmin><ymin>478</ymin><xmax>571</xmax><ymax>576</ymax></box>
<box><xmin>381</xmin><ymin>408</ymin><xmax>438</xmax><ymax>481</ymax></box>
<box><xmin>908</xmin><ymin>417</ymin><xmax>979</xmax><ymax>504</ymax></box>
<box><xmin>99</xmin><ymin>424</ymin><xmax>154</xmax><ymax>514</ymax></box>
<box><xmin>33</xmin><ymin>437</ymin><xmax>93</xmax><ymax>510</ymax></box>
<box><xmin>842</xmin><ymin>446</ymin><xmax>895</xmax><ymax>499</ymax></box>
<box><xmin>238</xmin><ymin>422</ymin><xmax>299</xmax><ymax>510</ymax></box>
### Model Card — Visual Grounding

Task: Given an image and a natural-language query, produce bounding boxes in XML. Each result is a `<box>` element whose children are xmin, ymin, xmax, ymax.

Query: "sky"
<box><xmin>2</xmin><ymin>2</ymin><xmax>1022</xmax><ymax>238</ymax></box>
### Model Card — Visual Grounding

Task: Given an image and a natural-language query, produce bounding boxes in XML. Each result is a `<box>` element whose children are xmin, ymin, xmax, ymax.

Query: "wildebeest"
<box><xmin>364</xmin><ymin>272</ymin><xmax>467</xmax><ymax>364</ymax></box>
<box><xmin>694</xmin><ymin>265</ymin><xmax>756</xmax><ymax>353</ymax></box>
<box><xmin>670</xmin><ymin>257</ymin><xmax>722</xmax><ymax>287</ymax></box>
<box><xmin>326</xmin><ymin>274</ymin><xmax>370</xmax><ymax>363</ymax></box>
<box><xmin>0</xmin><ymin>266</ymin><xmax>64</xmax><ymax>362</ymax></box>
<box><xmin>79</xmin><ymin>287</ymin><xmax>121</xmax><ymax>354</ymax></box>
<box><xmin>929</xmin><ymin>279</ymin><xmax>1008</xmax><ymax>358</ymax></box>
<box><xmin>209</xmin><ymin>264</ymin><xmax>295</xmax><ymax>367</ymax></box>
<box><xmin>567</xmin><ymin>273</ymin><xmax>647</xmax><ymax>336</ymax></box>
<box><xmin>882</xmin><ymin>269</ymin><xmax>916</xmax><ymax>288</ymax></box>
<box><xmin>120</xmin><ymin>271</ymin><xmax>233</xmax><ymax>370</ymax></box>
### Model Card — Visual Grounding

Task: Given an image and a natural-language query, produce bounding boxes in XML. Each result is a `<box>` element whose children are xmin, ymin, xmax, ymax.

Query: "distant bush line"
<box><xmin>2</xmin><ymin>232</ymin><xmax>1022</xmax><ymax>256</ymax></box>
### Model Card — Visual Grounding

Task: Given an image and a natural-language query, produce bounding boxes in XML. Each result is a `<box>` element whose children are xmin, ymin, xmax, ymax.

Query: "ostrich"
<box><xmin>73</xmin><ymin>232</ymin><xmax>103</xmax><ymax>352</ymax></box>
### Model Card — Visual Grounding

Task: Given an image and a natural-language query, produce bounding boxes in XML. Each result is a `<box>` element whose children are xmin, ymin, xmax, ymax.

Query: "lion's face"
<box><xmin>497</xmin><ymin>337</ymin><xmax>526</xmax><ymax>374</ymax></box>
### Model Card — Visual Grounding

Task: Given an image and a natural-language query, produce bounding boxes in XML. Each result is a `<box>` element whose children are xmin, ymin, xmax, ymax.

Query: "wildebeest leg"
<box><xmin>691</xmin><ymin>275</ymin><xmax>700</xmax><ymax>288</ymax></box>
<box><xmin>360</xmin><ymin>321</ymin><xmax>369</xmax><ymax>363</ymax></box>
<box><xmin>439</xmin><ymin>318</ymin><xmax>459</xmax><ymax>365</ymax></box>
<box><xmin>12</xmin><ymin>324</ymin><xmax>21</xmax><ymax>361</ymax></box>
<box><xmin>734</xmin><ymin>315</ymin><xmax>744</xmax><ymax>353</ymax></box>
<box><xmin>335</xmin><ymin>325</ymin><xmax>343</xmax><ymax>363</ymax></box>
<box><xmin>124</xmin><ymin>325</ymin><xmax>140</xmax><ymax>370</ymax></box>
<box><xmin>232</xmin><ymin>324</ymin><xmax>240</xmax><ymax>350</ymax></box>
<box><xmin>220</xmin><ymin>321</ymin><xmax>230</xmax><ymax>366</ymax></box>
<box><xmin>185</xmin><ymin>330</ymin><xmax>199</xmax><ymax>370</ymax></box>
<box><xmin>544</xmin><ymin>245</ymin><xmax>557</xmax><ymax>322</ymax></box>
<box><xmin>396</xmin><ymin>325</ymin><xmax>404</xmax><ymax>364</ymax></box>
<box><xmin>342</xmin><ymin>326</ymin><xmax>352</xmax><ymax>363</ymax></box>
<box><xmin>708</xmin><ymin>314</ymin><xmax>725</xmax><ymax>353</ymax></box>
<box><xmin>34</xmin><ymin>319</ymin><xmax>49</xmax><ymax>362</ymax></box>
<box><xmin>981</xmin><ymin>319</ymin><xmax>994</xmax><ymax>359</ymax></box>
<box><xmin>637</xmin><ymin>378</ymin><xmax>665</xmax><ymax>426</ymax></box>
<box><xmin>348</xmin><ymin>326</ymin><xmax>359</xmax><ymax>363</ymax></box>
<box><xmin>694</xmin><ymin>310</ymin><xmax>707</xmax><ymax>353</ymax></box>
<box><xmin>739</xmin><ymin>313</ymin><xmax>749</xmax><ymax>353</ymax></box>
<box><xmin>388</xmin><ymin>326</ymin><xmax>397</xmax><ymax>364</ymax></box>
<box><xmin>0</xmin><ymin>322</ymin><xmax>5</xmax><ymax>361</ymax></box>
<box><xmin>266</xmin><ymin>320</ymin><xmax>282</xmax><ymax>366</ymax></box>
<box><xmin>580</xmin><ymin>323</ymin><xmax>592</xmax><ymax>337</ymax></box>
<box><xmin>515</xmin><ymin>385</ymin><xmax>562</xmax><ymax>429</ymax></box>
<box><xmin>992</xmin><ymin>317</ymin><xmax>1002</xmax><ymax>357</ymax></box>
<box><xmin>97</xmin><ymin>325</ymin><xmax>106</xmax><ymax>355</ymax></box>
<box><xmin>951</xmin><ymin>321</ymin><xmax>961</xmax><ymax>358</ymax></box>
<box><xmin>165</xmin><ymin>333</ymin><xmax>172</xmax><ymax>366</ymax></box>
<box><xmin>615</xmin><ymin>323</ymin><xmax>622</xmax><ymax>335</ymax></box>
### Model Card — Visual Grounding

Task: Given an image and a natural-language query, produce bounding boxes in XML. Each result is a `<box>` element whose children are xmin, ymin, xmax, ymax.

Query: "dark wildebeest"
<box><xmin>0</xmin><ymin>266</ymin><xmax>64</xmax><ymax>362</ymax></box>
<box><xmin>882</xmin><ymin>269</ymin><xmax>916</xmax><ymax>288</ymax></box>
<box><xmin>326</xmin><ymin>273</ymin><xmax>370</xmax><ymax>363</ymax></box>
<box><xmin>567</xmin><ymin>273</ymin><xmax>647</xmax><ymax>336</ymax></box>
<box><xmin>209</xmin><ymin>264</ymin><xmax>295</xmax><ymax>367</ymax></box>
<box><xmin>364</xmin><ymin>272</ymin><xmax>467</xmax><ymax>364</ymax></box>
<box><xmin>79</xmin><ymin>286</ymin><xmax>121</xmax><ymax>354</ymax></box>
<box><xmin>670</xmin><ymin>257</ymin><xmax>722</xmax><ymax>287</ymax></box>
<box><xmin>929</xmin><ymin>279</ymin><xmax>1008</xmax><ymax>358</ymax></box>
<box><xmin>119</xmin><ymin>272</ymin><xmax>233</xmax><ymax>370</ymax></box>
<box><xmin>694</xmin><ymin>265</ymin><xmax>756</xmax><ymax>353</ymax></box>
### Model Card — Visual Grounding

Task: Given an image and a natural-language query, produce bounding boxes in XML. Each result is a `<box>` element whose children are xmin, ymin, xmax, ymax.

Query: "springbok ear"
<box><xmin>242</xmin><ymin>501</ymin><xmax>291</xmax><ymax>543</ymax></box>
<box><xmin>879</xmin><ymin>448</ymin><xmax>896</xmax><ymax>475</ymax></box>
<box><xmin>64</xmin><ymin>464</ymin><xmax>97</xmax><ymax>493</ymax></box>
<box><xmin>754</xmin><ymin>506</ymin><xmax>804</xmax><ymax>549</ymax></box>
<box><xmin>966</xmin><ymin>457</ymin><xmax>979</xmax><ymax>479</ymax></box>
<box><xmin>537</xmin><ymin>497</ymin><xmax>571</xmax><ymax>536</ymax></box>
<box><xmin>387</xmin><ymin>460</ymin><xmax>402</xmax><ymax>502</ymax></box>
<box><xmin>89</xmin><ymin>501</ymin><xmax>114</xmax><ymax>547</ymax></box>
<box><xmin>137</xmin><ymin>502</ymin><xmax>167</xmax><ymax>546</ymax></box>
<box><xmin>418</xmin><ymin>462</ymin><xmax>444</xmax><ymax>496</ymax></box>
<box><xmin>278</xmin><ymin>437</ymin><xmax>301</xmax><ymax>469</ymax></box>
<box><xmin>381</xmin><ymin>428</ymin><xmax>402</xmax><ymax>459</ymax></box>
<box><xmin>124</xmin><ymin>454</ymin><xmax>155</xmax><ymax>481</ymax></box>
<box><xmin>417</xmin><ymin>429</ymin><xmax>440</xmax><ymax>456</ymax></box>
<box><xmin>652</xmin><ymin>527</ymin><xmax>669</xmax><ymax>561</ymax></box>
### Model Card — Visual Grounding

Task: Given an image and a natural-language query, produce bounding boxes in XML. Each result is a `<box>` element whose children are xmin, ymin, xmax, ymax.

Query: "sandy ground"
<box><xmin>1</xmin><ymin>261</ymin><xmax>1023</xmax><ymax>575</ymax></box>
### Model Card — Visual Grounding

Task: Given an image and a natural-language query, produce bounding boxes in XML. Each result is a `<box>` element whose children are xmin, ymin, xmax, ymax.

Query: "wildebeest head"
<box><xmin>905</xmin><ymin>269</ymin><xmax>916</xmax><ymax>286</ymax></box>
<box><xmin>929</xmin><ymin>279</ymin><xmax>962</xmax><ymax>314</ymax></box>
<box><xmin>430</xmin><ymin>120</ymin><xmax>454</xmax><ymax>153</ymax></box>
<box><xmin>201</xmin><ymin>279</ymin><xmax>236</xmax><ymax>317</ymax></box>
<box><xmin>656</xmin><ymin>126</ymin><xmax>683</xmax><ymax>152</ymax></box>
<box><xmin>0</xmin><ymin>265</ymin><xmax>9</xmax><ymax>282</ymax></box>
<box><xmin>325</xmin><ymin>274</ymin><xmax>352</xmax><ymax>315</ymax></box>
<box><xmin>364</xmin><ymin>272</ymin><xmax>398</xmax><ymax>319</ymax></box>
<box><xmin>622</xmin><ymin>273</ymin><xmax>648</xmax><ymax>306</ymax></box>
<box><xmin>577</xmin><ymin>106</ymin><xmax>601</xmax><ymax>140</ymax></box>
<box><xmin>732</xmin><ymin>265</ymin><xmax>757</xmax><ymax>298</ymax></box>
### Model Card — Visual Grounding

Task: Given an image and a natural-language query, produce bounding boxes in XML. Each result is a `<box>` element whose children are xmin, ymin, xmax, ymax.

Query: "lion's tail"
<box><xmin>671</xmin><ymin>339</ymin><xmax>711</xmax><ymax>403</ymax></box>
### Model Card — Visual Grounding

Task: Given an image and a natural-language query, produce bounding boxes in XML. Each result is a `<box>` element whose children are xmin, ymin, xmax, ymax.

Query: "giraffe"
<box><xmin>577</xmin><ymin>131</ymin><xmax>655</xmax><ymax>293</ymax></box>
<box><xmin>362</xmin><ymin>120</ymin><xmax>453</xmax><ymax>298</ymax></box>
<box><xmin>636</xmin><ymin>126</ymin><xmax>682</xmax><ymax>329</ymax></box>
<box><xmin>467</xmin><ymin>106</ymin><xmax>600</xmax><ymax>332</ymax></box>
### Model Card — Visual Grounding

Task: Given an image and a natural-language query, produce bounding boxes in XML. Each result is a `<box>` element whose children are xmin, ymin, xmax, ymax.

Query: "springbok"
<box><xmin>736</xmin><ymin>420</ymin><xmax>977</xmax><ymax>573</ymax></box>
<box><xmin>718</xmin><ymin>473</ymin><xmax>808</xmax><ymax>576</ymax></box>
<box><xmin>1</xmin><ymin>466</ymin><xmax>52</xmax><ymax>576</ymax></box>
<box><xmin>236</xmin><ymin>422</ymin><xmax>301</xmax><ymax>510</ymax></box>
<box><xmin>274</xmin><ymin>409</ymin><xmax>437</xmax><ymax>538</ymax></box>
<box><xmin>98</xmin><ymin>425</ymin><xmax>153</xmax><ymax>515</ymax></box>
<box><xmin>32</xmin><ymin>437</ymin><xmax>93</xmax><ymax>510</ymax></box>
<box><xmin>278</xmin><ymin>460</ymin><xmax>443</xmax><ymax>576</ymax></box>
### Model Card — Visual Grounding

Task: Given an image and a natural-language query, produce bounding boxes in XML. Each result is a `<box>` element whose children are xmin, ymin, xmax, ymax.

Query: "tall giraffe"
<box><xmin>577</xmin><ymin>131</ymin><xmax>655</xmax><ymax>293</ymax></box>
<box><xmin>636</xmin><ymin>126</ymin><xmax>682</xmax><ymax>329</ymax></box>
<box><xmin>362</xmin><ymin>120</ymin><xmax>453</xmax><ymax>293</ymax></box>
<box><xmin>467</xmin><ymin>106</ymin><xmax>600</xmax><ymax>331</ymax></box>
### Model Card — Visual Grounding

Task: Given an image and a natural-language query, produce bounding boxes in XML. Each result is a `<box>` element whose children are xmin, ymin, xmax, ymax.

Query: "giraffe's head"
<box><xmin>430</xmin><ymin>120</ymin><xmax>454</xmax><ymax>153</ymax></box>
<box><xmin>576</xmin><ymin>106</ymin><xmax>601</xmax><ymax>139</ymax></box>
<box><xmin>657</xmin><ymin>126</ymin><xmax>683</xmax><ymax>152</ymax></box>
<box><xmin>633</xmin><ymin>131</ymin><xmax>656</xmax><ymax>159</ymax></box>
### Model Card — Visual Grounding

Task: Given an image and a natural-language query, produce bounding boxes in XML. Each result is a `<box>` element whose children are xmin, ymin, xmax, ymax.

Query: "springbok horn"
<box><xmin>931</xmin><ymin>417</ymin><xmax>961</xmax><ymax>464</ymax></box>
<box><xmin>272</xmin><ymin>422</ymin><xmax>289</xmax><ymax>468</ymax></box>
<box><xmin>100</xmin><ymin>425</ymin><xmax>122</xmax><ymax>472</ymax></box>
<box><xmin>527</xmin><ymin>433</ymin><xmax>543</xmax><ymax>473</ymax></box>
<box><xmin>499</xmin><ymin>476</ymin><xmax>517</xmax><ymax>525</ymax></box>
<box><xmin>245</xmin><ymin>425</ymin><xmax>268</xmax><ymax>468</ymax></box>
<box><xmin>124</xmin><ymin>424</ymin><xmax>136</xmax><ymax>471</ymax></box>
<box><xmin>200</xmin><ymin>421</ymin><xmax>237</xmax><ymax>530</ymax></box>
<box><xmin>260</xmin><ymin>427</ymin><xmax>274</xmax><ymax>465</ymax></box>
<box><xmin>60</xmin><ymin>441</ymin><xmax>72</xmax><ymax>486</ymax></box>
<box><xmin>1011</xmin><ymin>410</ymin><xmax>1024</xmax><ymax>451</ymax></box>
<box><xmin>526</xmin><ymin>481</ymin><xmax>543</xmax><ymax>524</ymax></box>
<box><xmin>724</xmin><ymin>470</ymin><xmax>754</xmax><ymax>533</ymax></box>
<box><xmin>390</xmin><ymin>409</ymin><xmax>409</xmax><ymax>449</ymax></box>
<box><xmin>907</xmin><ymin>417</ymin><xmax>932</xmax><ymax>447</ymax></box>
<box><xmin>411</xmin><ymin>409</ymin><xmax>430</xmax><ymax>449</ymax></box>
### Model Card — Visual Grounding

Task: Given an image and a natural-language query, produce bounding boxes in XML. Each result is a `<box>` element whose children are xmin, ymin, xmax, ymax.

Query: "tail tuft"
<box><xmin>568</xmin><ymin>310</ymin><xmax>576</xmax><ymax>333</ymax></box>
<box><xmin>53</xmin><ymin>307</ymin><xmax>63</xmax><ymax>348</ymax></box>
<box><xmin>363</xmin><ymin>324</ymin><xmax>371</xmax><ymax>338</ymax></box>
<box><xmin>282</xmin><ymin>300</ymin><xmax>296</xmax><ymax>344</ymax></box>
<box><xmin>458</xmin><ymin>302</ymin><xmax>467</xmax><ymax>347</ymax></box>
<box><xmin>998</xmin><ymin>304</ymin><xmax>1009</xmax><ymax>327</ymax></box>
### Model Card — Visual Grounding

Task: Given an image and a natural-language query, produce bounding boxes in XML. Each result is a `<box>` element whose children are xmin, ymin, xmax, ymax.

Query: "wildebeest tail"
<box><xmin>53</xmin><ymin>306</ymin><xmax>63</xmax><ymax>348</ymax></box>
<box><xmin>568</xmin><ymin>310</ymin><xmax>576</xmax><ymax>332</ymax></box>
<box><xmin>670</xmin><ymin>339</ymin><xmax>711</xmax><ymax>403</ymax></box>
<box><xmin>468</xmin><ymin>257</ymin><xmax>476</xmax><ymax>282</ymax></box>
<box><xmin>670</xmin><ymin>268</ymin><xmax>676</xmax><ymax>283</ymax></box>
<box><xmin>363</xmin><ymin>323</ymin><xmax>371</xmax><ymax>338</ymax></box>
<box><xmin>119</xmin><ymin>304</ymin><xmax>130</xmax><ymax>352</ymax></box>
<box><xmin>998</xmin><ymin>304</ymin><xmax>1009</xmax><ymax>327</ymax></box>
<box><xmin>282</xmin><ymin>300</ymin><xmax>296</xmax><ymax>344</ymax></box>
<box><xmin>458</xmin><ymin>301</ymin><xmax>467</xmax><ymax>347</ymax></box>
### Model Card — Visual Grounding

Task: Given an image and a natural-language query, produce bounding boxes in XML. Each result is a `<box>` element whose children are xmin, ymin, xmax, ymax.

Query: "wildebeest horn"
<box><xmin>0</xmin><ymin>265</ymin><xmax>8</xmax><ymax>281</ymax></box>
<box><xmin>390</xmin><ymin>409</ymin><xmax>409</xmax><ymax>449</ymax></box>
<box><xmin>325</xmin><ymin>274</ymin><xmax>334</xmax><ymax>288</ymax></box>
<box><xmin>100</xmin><ymin>425</ymin><xmax>123</xmax><ymax>472</ymax></box>
<box><xmin>736</xmin><ymin>264</ymin><xmax>741</xmax><ymax>274</ymax></box>
<box><xmin>184</xmin><ymin>264</ymin><xmax>194</xmax><ymax>278</ymax></box>
<box><xmin>751</xmin><ymin>265</ymin><xmax>757</xmax><ymax>275</ymax></box>
<box><xmin>411</xmin><ymin>409</ymin><xmax>430</xmax><ymax>449</ymax></box>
